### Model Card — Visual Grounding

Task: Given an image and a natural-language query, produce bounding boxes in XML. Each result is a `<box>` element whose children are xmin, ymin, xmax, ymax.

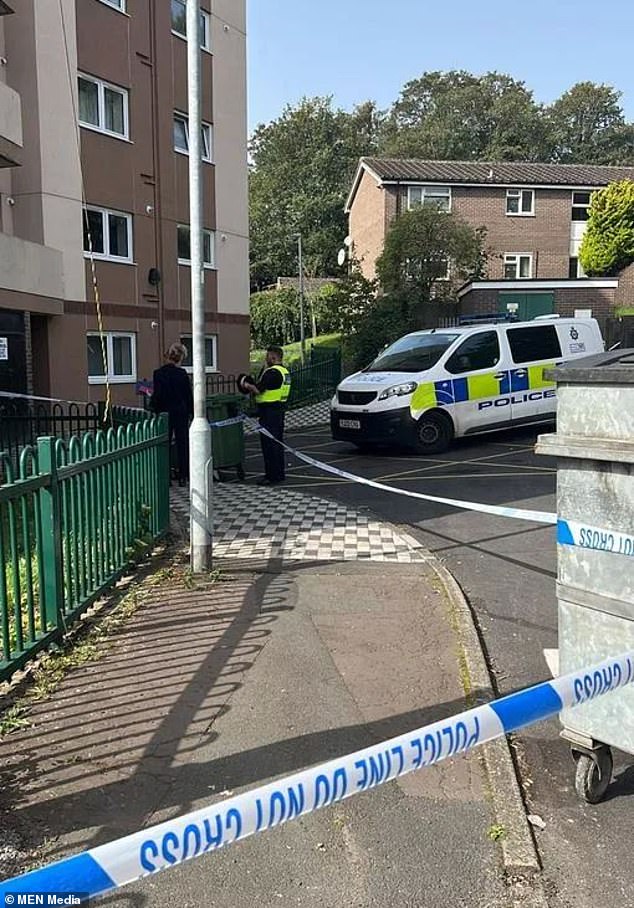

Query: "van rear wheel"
<box><xmin>414</xmin><ymin>412</ymin><xmax>453</xmax><ymax>455</ymax></box>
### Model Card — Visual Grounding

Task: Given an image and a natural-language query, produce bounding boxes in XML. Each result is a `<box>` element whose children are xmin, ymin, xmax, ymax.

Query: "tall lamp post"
<box><xmin>187</xmin><ymin>0</ymin><xmax>212</xmax><ymax>571</ymax></box>
<box><xmin>295</xmin><ymin>233</ymin><xmax>306</xmax><ymax>365</ymax></box>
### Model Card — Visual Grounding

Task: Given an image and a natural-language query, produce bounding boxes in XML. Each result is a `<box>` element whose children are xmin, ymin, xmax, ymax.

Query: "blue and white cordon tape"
<box><xmin>2</xmin><ymin>651</ymin><xmax>633</xmax><ymax>903</ymax></box>
<box><xmin>558</xmin><ymin>518</ymin><xmax>634</xmax><ymax>559</ymax></box>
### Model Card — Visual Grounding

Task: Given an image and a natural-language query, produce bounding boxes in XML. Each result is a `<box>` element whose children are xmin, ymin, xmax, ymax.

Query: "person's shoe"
<box><xmin>178</xmin><ymin>478</ymin><xmax>188</xmax><ymax>487</ymax></box>
<box><xmin>256</xmin><ymin>476</ymin><xmax>273</xmax><ymax>486</ymax></box>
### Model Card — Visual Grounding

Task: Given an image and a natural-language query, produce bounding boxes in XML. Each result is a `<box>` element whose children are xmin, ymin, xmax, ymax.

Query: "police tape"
<box><xmin>208</xmin><ymin>415</ymin><xmax>248</xmax><ymax>429</ymax></box>
<box><xmin>248</xmin><ymin>420</ymin><xmax>558</xmax><ymax>525</ymax></box>
<box><xmin>0</xmin><ymin>390</ymin><xmax>93</xmax><ymax>405</ymax></box>
<box><xmin>558</xmin><ymin>519</ymin><xmax>634</xmax><ymax>559</ymax></box>
<box><xmin>1</xmin><ymin>651</ymin><xmax>632</xmax><ymax>903</ymax></box>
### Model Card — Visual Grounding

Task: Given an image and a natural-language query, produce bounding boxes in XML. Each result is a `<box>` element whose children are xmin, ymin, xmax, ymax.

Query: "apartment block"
<box><xmin>346</xmin><ymin>157</ymin><xmax>634</xmax><ymax>343</ymax></box>
<box><xmin>0</xmin><ymin>0</ymin><xmax>249</xmax><ymax>405</ymax></box>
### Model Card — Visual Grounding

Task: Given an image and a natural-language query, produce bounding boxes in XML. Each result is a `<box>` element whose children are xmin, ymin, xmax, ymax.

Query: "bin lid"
<box><xmin>206</xmin><ymin>393</ymin><xmax>243</xmax><ymax>403</ymax></box>
<box><xmin>547</xmin><ymin>349</ymin><xmax>634</xmax><ymax>385</ymax></box>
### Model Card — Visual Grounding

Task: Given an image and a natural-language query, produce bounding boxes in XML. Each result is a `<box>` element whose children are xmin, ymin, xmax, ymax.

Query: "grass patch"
<box><xmin>250</xmin><ymin>333</ymin><xmax>341</xmax><ymax>371</ymax></box>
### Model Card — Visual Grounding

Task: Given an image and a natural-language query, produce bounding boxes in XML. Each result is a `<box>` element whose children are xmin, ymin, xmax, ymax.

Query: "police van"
<box><xmin>331</xmin><ymin>316</ymin><xmax>604</xmax><ymax>454</ymax></box>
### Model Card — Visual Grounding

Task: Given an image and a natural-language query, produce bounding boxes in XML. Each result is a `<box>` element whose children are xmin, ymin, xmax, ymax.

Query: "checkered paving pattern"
<box><xmin>170</xmin><ymin>482</ymin><xmax>428</xmax><ymax>564</ymax></box>
<box><xmin>285</xmin><ymin>400</ymin><xmax>330</xmax><ymax>430</ymax></box>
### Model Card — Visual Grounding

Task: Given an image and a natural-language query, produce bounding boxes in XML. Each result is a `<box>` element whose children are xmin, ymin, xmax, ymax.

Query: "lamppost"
<box><xmin>294</xmin><ymin>233</ymin><xmax>306</xmax><ymax>365</ymax></box>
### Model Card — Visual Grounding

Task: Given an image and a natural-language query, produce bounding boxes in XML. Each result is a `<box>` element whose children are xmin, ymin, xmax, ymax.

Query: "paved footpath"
<box><xmin>0</xmin><ymin>482</ymin><xmax>544</xmax><ymax>907</ymax></box>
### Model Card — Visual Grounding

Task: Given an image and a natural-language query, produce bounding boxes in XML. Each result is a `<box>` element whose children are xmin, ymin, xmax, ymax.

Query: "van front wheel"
<box><xmin>414</xmin><ymin>411</ymin><xmax>453</xmax><ymax>455</ymax></box>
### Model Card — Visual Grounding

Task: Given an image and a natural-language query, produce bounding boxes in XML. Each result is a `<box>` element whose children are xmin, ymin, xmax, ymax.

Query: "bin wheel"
<box><xmin>574</xmin><ymin>747</ymin><xmax>613</xmax><ymax>804</ymax></box>
<box><xmin>236</xmin><ymin>464</ymin><xmax>246</xmax><ymax>481</ymax></box>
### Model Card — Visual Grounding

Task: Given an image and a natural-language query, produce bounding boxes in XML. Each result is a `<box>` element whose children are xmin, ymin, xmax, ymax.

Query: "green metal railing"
<box><xmin>0</xmin><ymin>412</ymin><xmax>169</xmax><ymax>682</ymax></box>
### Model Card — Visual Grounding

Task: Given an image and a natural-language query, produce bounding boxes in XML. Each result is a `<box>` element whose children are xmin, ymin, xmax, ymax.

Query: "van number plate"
<box><xmin>339</xmin><ymin>419</ymin><xmax>360</xmax><ymax>429</ymax></box>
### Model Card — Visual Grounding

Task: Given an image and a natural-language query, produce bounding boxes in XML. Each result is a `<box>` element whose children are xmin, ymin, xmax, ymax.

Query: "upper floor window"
<box><xmin>506</xmin><ymin>188</ymin><xmax>534</xmax><ymax>216</ymax></box>
<box><xmin>177</xmin><ymin>225</ymin><xmax>216</xmax><ymax>268</ymax></box>
<box><xmin>572</xmin><ymin>191</ymin><xmax>593</xmax><ymax>222</ymax></box>
<box><xmin>78</xmin><ymin>74</ymin><xmax>129</xmax><ymax>139</ymax></box>
<box><xmin>171</xmin><ymin>1</ymin><xmax>211</xmax><ymax>51</ymax></box>
<box><xmin>96</xmin><ymin>0</ymin><xmax>126</xmax><ymax>11</ymax></box>
<box><xmin>407</xmin><ymin>185</ymin><xmax>451</xmax><ymax>212</ymax></box>
<box><xmin>83</xmin><ymin>206</ymin><xmax>133</xmax><ymax>262</ymax></box>
<box><xmin>173</xmin><ymin>113</ymin><xmax>213</xmax><ymax>162</ymax></box>
<box><xmin>504</xmin><ymin>253</ymin><xmax>532</xmax><ymax>280</ymax></box>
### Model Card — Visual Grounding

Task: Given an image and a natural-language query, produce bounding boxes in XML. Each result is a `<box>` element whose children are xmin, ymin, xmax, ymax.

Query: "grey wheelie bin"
<box><xmin>536</xmin><ymin>350</ymin><xmax>634</xmax><ymax>803</ymax></box>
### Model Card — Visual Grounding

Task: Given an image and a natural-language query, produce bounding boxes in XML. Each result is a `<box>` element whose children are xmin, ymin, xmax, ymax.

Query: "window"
<box><xmin>572</xmin><ymin>191</ymin><xmax>593</xmax><ymax>222</ymax></box>
<box><xmin>504</xmin><ymin>254</ymin><xmax>532</xmax><ymax>280</ymax></box>
<box><xmin>507</xmin><ymin>325</ymin><xmax>562</xmax><ymax>364</ymax></box>
<box><xmin>506</xmin><ymin>188</ymin><xmax>535</xmax><ymax>216</ymax></box>
<box><xmin>569</xmin><ymin>257</ymin><xmax>588</xmax><ymax>279</ymax></box>
<box><xmin>407</xmin><ymin>185</ymin><xmax>451</xmax><ymax>212</ymax></box>
<box><xmin>179</xmin><ymin>335</ymin><xmax>218</xmax><ymax>373</ymax></box>
<box><xmin>173</xmin><ymin>113</ymin><xmax>213</xmax><ymax>162</ymax></box>
<box><xmin>171</xmin><ymin>1</ymin><xmax>211</xmax><ymax>51</ymax></box>
<box><xmin>366</xmin><ymin>333</ymin><xmax>459</xmax><ymax>373</ymax></box>
<box><xmin>83</xmin><ymin>206</ymin><xmax>133</xmax><ymax>262</ymax></box>
<box><xmin>87</xmin><ymin>332</ymin><xmax>136</xmax><ymax>384</ymax></box>
<box><xmin>97</xmin><ymin>0</ymin><xmax>126</xmax><ymax>10</ymax></box>
<box><xmin>177</xmin><ymin>225</ymin><xmax>215</xmax><ymax>267</ymax></box>
<box><xmin>446</xmin><ymin>331</ymin><xmax>500</xmax><ymax>374</ymax></box>
<box><xmin>78</xmin><ymin>74</ymin><xmax>129</xmax><ymax>139</ymax></box>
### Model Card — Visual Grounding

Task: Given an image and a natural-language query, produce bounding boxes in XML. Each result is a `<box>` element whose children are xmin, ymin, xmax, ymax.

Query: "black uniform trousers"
<box><xmin>169</xmin><ymin>411</ymin><xmax>190</xmax><ymax>481</ymax></box>
<box><xmin>258</xmin><ymin>405</ymin><xmax>285</xmax><ymax>481</ymax></box>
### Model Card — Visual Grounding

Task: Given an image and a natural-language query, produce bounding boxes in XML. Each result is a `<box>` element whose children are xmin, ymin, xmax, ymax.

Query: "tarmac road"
<box><xmin>245</xmin><ymin>422</ymin><xmax>634</xmax><ymax>908</ymax></box>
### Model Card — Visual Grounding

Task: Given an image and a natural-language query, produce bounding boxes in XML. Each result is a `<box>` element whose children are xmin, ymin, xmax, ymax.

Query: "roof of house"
<box><xmin>345</xmin><ymin>156</ymin><xmax>634</xmax><ymax>210</ymax></box>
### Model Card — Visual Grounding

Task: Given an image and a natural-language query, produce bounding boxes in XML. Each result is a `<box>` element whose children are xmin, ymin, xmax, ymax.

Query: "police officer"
<box><xmin>243</xmin><ymin>345</ymin><xmax>291</xmax><ymax>485</ymax></box>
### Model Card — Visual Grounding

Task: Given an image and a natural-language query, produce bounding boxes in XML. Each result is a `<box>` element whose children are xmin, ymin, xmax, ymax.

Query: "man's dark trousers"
<box><xmin>259</xmin><ymin>406</ymin><xmax>285</xmax><ymax>482</ymax></box>
<box><xmin>169</xmin><ymin>412</ymin><xmax>190</xmax><ymax>481</ymax></box>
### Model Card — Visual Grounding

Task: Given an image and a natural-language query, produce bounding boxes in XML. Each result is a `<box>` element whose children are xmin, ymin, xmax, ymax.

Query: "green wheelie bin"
<box><xmin>206</xmin><ymin>393</ymin><xmax>246</xmax><ymax>480</ymax></box>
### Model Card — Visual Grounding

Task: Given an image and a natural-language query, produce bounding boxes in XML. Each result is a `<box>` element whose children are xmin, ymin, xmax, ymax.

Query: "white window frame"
<box><xmin>96</xmin><ymin>0</ymin><xmax>126</xmax><ymax>12</ymax></box>
<box><xmin>78</xmin><ymin>73</ymin><xmax>129</xmax><ymax>140</ymax></box>
<box><xmin>571</xmin><ymin>190</ymin><xmax>593</xmax><ymax>222</ymax></box>
<box><xmin>87</xmin><ymin>332</ymin><xmax>137</xmax><ymax>385</ymax></box>
<box><xmin>504</xmin><ymin>253</ymin><xmax>533</xmax><ymax>280</ymax></box>
<box><xmin>177</xmin><ymin>225</ymin><xmax>216</xmax><ymax>269</ymax></box>
<box><xmin>171</xmin><ymin>2</ymin><xmax>212</xmax><ymax>52</ymax></box>
<box><xmin>173</xmin><ymin>112</ymin><xmax>213</xmax><ymax>163</ymax></box>
<box><xmin>407</xmin><ymin>185</ymin><xmax>452</xmax><ymax>212</ymax></box>
<box><xmin>179</xmin><ymin>334</ymin><xmax>218</xmax><ymax>374</ymax></box>
<box><xmin>506</xmin><ymin>188</ymin><xmax>535</xmax><ymax>217</ymax></box>
<box><xmin>83</xmin><ymin>206</ymin><xmax>134</xmax><ymax>263</ymax></box>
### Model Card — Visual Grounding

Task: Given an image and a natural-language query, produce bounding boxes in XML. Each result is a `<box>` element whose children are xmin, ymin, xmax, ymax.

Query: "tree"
<box><xmin>579</xmin><ymin>181</ymin><xmax>634</xmax><ymax>276</ymax></box>
<box><xmin>249</xmin><ymin>97</ymin><xmax>384</xmax><ymax>290</ymax></box>
<box><xmin>249</xmin><ymin>288</ymin><xmax>300</xmax><ymax>348</ymax></box>
<box><xmin>376</xmin><ymin>206</ymin><xmax>488</xmax><ymax>301</ymax></box>
<box><xmin>546</xmin><ymin>82</ymin><xmax>634</xmax><ymax>165</ymax></box>
<box><xmin>380</xmin><ymin>71</ymin><xmax>549</xmax><ymax>161</ymax></box>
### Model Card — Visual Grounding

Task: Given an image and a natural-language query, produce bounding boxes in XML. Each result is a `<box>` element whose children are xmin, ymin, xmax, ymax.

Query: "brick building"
<box><xmin>346</xmin><ymin>157</ymin><xmax>634</xmax><ymax>344</ymax></box>
<box><xmin>0</xmin><ymin>0</ymin><xmax>249</xmax><ymax>405</ymax></box>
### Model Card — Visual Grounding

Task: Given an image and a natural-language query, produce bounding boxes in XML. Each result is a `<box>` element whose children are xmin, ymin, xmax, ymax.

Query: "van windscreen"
<box><xmin>366</xmin><ymin>334</ymin><xmax>459</xmax><ymax>373</ymax></box>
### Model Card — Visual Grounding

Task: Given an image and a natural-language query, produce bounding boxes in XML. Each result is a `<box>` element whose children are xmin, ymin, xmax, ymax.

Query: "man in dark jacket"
<box><xmin>151</xmin><ymin>343</ymin><xmax>193</xmax><ymax>486</ymax></box>
<box><xmin>243</xmin><ymin>346</ymin><xmax>291</xmax><ymax>485</ymax></box>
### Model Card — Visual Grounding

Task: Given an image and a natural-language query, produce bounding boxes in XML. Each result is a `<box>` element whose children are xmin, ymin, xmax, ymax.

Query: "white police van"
<box><xmin>331</xmin><ymin>316</ymin><xmax>604</xmax><ymax>454</ymax></box>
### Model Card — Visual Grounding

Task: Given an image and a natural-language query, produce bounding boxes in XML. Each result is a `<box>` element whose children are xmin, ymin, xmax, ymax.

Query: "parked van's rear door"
<box><xmin>505</xmin><ymin>322</ymin><xmax>562</xmax><ymax>424</ymax></box>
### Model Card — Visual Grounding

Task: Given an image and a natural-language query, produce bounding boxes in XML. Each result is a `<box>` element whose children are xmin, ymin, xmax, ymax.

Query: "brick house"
<box><xmin>346</xmin><ymin>158</ymin><xmax>634</xmax><ymax>344</ymax></box>
<box><xmin>0</xmin><ymin>0</ymin><xmax>249</xmax><ymax>405</ymax></box>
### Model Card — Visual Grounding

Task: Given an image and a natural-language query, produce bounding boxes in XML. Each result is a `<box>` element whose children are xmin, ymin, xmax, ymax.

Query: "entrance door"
<box><xmin>499</xmin><ymin>292</ymin><xmax>555</xmax><ymax>321</ymax></box>
<box><xmin>0</xmin><ymin>310</ymin><xmax>27</xmax><ymax>395</ymax></box>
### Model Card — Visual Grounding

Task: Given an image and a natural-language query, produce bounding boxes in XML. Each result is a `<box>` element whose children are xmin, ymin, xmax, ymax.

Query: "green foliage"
<box><xmin>249</xmin><ymin>97</ymin><xmax>384</xmax><ymax>289</ymax></box>
<box><xmin>345</xmin><ymin>292</ymin><xmax>417</xmax><ymax>370</ymax></box>
<box><xmin>579</xmin><ymin>181</ymin><xmax>634</xmax><ymax>276</ymax></box>
<box><xmin>381</xmin><ymin>71</ymin><xmax>550</xmax><ymax>161</ymax></box>
<box><xmin>376</xmin><ymin>206</ymin><xmax>488</xmax><ymax>300</ymax></box>
<box><xmin>250</xmin><ymin>333</ymin><xmax>341</xmax><ymax>371</ymax></box>
<box><xmin>547</xmin><ymin>83</ymin><xmax>634</xmax><ymax>165</ymax></box>
<box><xmin>250</xmin><ymin>288</ymin><xmax>300</xmax><ymax>348</ymax></box>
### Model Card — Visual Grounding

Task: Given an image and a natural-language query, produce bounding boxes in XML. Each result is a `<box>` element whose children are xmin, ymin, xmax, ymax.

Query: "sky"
<box><xmin>247</xmin><ymin>0</ymin><xmax>634</xmax><ymax>132</ymax></box>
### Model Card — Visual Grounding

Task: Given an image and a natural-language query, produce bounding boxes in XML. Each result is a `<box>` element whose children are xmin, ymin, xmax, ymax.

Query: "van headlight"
<box><xmin>378</xmin><ymin>381</ymin><xmax>418</xmax><ymax>401</ymax></box>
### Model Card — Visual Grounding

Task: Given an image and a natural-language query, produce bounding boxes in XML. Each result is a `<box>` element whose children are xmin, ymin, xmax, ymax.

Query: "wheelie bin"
<box><xmin>206</xmin><ymin>393</ymin><xmax>246</xmax><ymax>480</ymax></box>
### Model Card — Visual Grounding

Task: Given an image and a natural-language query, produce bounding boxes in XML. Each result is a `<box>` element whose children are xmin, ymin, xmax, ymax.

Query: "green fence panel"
<box><xmin>0</xmin><ymin>408</ymin><xmax>169</xmax><ymax>683</ymax></box>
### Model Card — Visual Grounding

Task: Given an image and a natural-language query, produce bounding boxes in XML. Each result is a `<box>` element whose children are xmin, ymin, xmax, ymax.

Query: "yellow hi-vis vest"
<box><xmin>255</xmin><ymin>364</ymin><xmax>291</xmax><ymax>404</ymax></box>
